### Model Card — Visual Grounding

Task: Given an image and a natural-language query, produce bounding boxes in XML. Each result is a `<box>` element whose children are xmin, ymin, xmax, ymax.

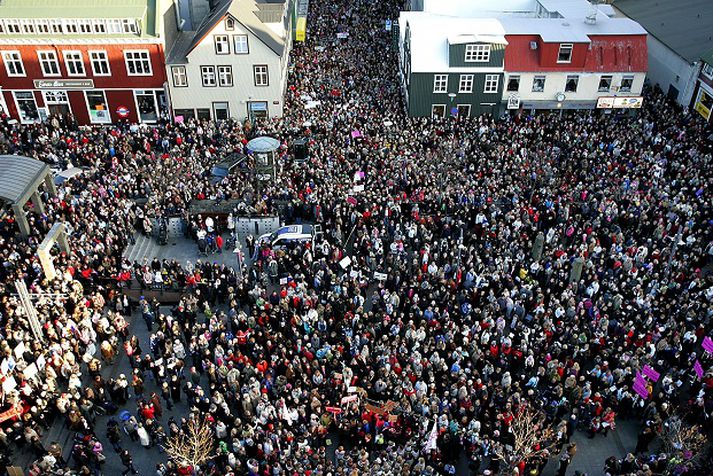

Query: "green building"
<box><xmin>398</xmin><ymin>13</ymin><xmax>506</xmax><ymax>118</ymax></box>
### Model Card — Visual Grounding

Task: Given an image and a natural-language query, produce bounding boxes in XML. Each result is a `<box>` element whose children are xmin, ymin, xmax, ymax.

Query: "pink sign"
<box><xmin>175</xmin><ymin>115</ymin><xmax>184</xmax><ymax>124</ymax></box>
<box><xmin>642</xmin><ymin>365</ymin><xmax>660</xmax><ymax>382</ymax></box>
<box><xmin>632</xmin><ymin>383</ymin><xmax>649</xmax><ymax>399</ymax></box>
<box><xmin>347</xmin><ymin>196</ymin><xmax>357</xmax><ymax>205</ymax></box>
<box><xmin>341</xmin><ymin>395</ymin><xmax>358</xmax><ymax>404</ymax></box>
<box><xmin>694</xmin><ymin>360</ymin><xmax>704</xmax><ymax>379</ymax></box>
<box><xmin>634</xmin><ymin>372</ymin><xmax>647</xmax><ymax>388</ymax></box>
<box><xmin>702</xmin><ymin>336</ymin><xmax>713</xmax><ymax>353</ymax></box>
<box><xmin>351</xmin><ymin>130</ymin><xmax>362</xmax><ymax>139</ymax></box>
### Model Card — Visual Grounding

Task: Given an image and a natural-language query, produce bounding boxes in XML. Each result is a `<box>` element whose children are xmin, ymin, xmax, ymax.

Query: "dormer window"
<box><xmin>465</xmin><ymin>44</ymin><xmax>490</xmax><ymax>62</ymax></box>
<box><xmin>226</xmin><ymin>17</ymin><xmax>235</xmax><ymax>30</ymax></box>
<box><xmin>557</xmin><ymin>43</ymin><xmax>573</xmax><ymax>63</ymax></box>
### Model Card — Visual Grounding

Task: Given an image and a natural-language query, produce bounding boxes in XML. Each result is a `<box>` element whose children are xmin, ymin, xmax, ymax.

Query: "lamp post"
<box><xmin>448</xmin><ymin>92</ymin><xmax>457</xmax><ymax>118</ymax></box>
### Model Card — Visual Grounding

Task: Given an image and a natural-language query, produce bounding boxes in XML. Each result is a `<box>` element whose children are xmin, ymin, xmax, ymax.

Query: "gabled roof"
<box><xmin>614</xmin><ymin>0</ymin><xmax>713</xmax><ymax>63</ymax></box>
<box><xmin>166</xmin><ymin>0</ymin><xmax>286</xmax><ymax>65</ymax></box>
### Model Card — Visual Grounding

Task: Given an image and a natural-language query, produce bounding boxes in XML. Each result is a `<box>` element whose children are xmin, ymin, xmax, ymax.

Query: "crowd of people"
<box><xmin>1</xmin><ymin>0</ymin><xmax>712</xmax><ymax>474</ymax></box>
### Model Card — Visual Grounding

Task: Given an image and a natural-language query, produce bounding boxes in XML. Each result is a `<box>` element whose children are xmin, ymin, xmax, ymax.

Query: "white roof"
<box><xmin>422</xmin><ymin>0</ymin><xmax>537</xmax><ymax>17</ymax></box>
<box><xmin>448</xmin><ymin>33</ymin><xmax>508</xmax><ymax>45</ymax></box>
<box><xmin>500</xmin><ymin>16</ymin><xmax>646</xmax><ymax>42</ymax></box>
<box><xmin>400</xmin><ymin>13</ymin><xmax>507</xmax><ymax>73</ymax></box>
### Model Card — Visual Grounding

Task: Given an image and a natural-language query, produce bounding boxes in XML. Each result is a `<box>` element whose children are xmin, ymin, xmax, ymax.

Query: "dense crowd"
<box><xmin>1</xmin><ymin>0</ymin><xmax>713</xmax><ymax>475</ymax></box>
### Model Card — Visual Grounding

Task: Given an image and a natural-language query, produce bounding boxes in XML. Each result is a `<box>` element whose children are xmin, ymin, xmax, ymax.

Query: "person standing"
<box><xmin>120</xmin><ymin>449</ymin><xmax>138</xmax><ymax>475</ymax></box>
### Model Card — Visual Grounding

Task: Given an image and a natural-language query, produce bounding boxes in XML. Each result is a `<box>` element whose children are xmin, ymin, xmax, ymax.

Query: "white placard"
<box><xmin>339</xmin><ymin>256</ymin><xmax>352</xmax><ymax>269</ymax></box>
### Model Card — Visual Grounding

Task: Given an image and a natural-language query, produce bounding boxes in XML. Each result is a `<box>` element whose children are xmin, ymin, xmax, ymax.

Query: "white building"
<box><xmin>165</xmin><ymin>0</ymin><xmax>292</xmax><ymax>121</ymax></box>
<box><xmin>613</xmin><ymin>0</ymin><xmax>713</xmax><ymax>106</ymax></box>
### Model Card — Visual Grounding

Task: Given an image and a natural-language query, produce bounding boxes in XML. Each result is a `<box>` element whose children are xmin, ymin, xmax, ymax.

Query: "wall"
<box><xmin>645</xmin><ymin>35</ymin><xmax>699</xmax><ymax>105</ymax></box>
<box><xmin>408</xmin><ymin>72</ymin><xmax>503</xmax><ymax>116</ymax></box>
<box><xmin>502</xmin><ymin>71</ymin><xmax>646</xmax><ymax>104</ymax></box>
<box><xmin>168</xmin><ymin>16</ymin><xmax>285</xmax><ymax>119</ymax></box>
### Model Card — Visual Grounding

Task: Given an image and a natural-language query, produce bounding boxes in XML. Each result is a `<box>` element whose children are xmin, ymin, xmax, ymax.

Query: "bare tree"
<box><xmin>660</xmin><ymin>413</ymin><xmax>707</xmax><ymax>474</ymax></box>
<box><xmin>495</xmin><ymin>406</ymin><xmax>558</xmax><ymax>473</ymax></box>
<box><xmin>163</xmin><ymin>416</ymin><xmax>215</xmax><ymax>469</ymax></box>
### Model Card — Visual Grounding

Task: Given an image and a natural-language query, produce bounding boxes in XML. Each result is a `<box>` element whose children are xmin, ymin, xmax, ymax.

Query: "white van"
<box><xmin>258</xmin><ymin>224</ymin><xmax>322</xmax><ymax>249</ymax></box>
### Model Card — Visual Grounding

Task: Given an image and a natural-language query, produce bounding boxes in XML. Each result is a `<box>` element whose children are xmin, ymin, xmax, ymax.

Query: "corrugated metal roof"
<box><xmin>614</xmin><ymin>0</ymin><xmax>713</xmax><ymax>62</ymax></box>
<box><xmin>0</xmin><ymin>155</ymin><xmax>50</xmax><ymax>206</ymax></box>
<box><xmin>0</xmin><ymin>0</ymin><xmax>148</xmax><ymax>19</ymax></box>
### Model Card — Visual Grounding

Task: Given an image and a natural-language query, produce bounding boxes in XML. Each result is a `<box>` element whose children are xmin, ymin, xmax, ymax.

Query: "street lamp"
<box><xmin>448</xmin><ymin>92</ymin><xmax>457</xmax><ymax>118</ymax></box>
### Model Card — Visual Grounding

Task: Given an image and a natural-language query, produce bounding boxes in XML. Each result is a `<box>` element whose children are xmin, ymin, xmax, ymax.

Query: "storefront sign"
<box><xmin>507</xmin><ymin>94</ymin><xmax>520</xmax><ymax>110</ymax></box>
<box><xmin>116</xmin><ymin>106</ymin><xmax>131</xmax><ymax>118</ymax></box>
<box><xmin>596</xmin><ymin>96</ymin><xmax>643</xmax><ymax>109</ymax></box>
<box><xmin>34</xmin><ymin>79</ymin><xmax>94</xmax><ymax>90</ymax></box>
<box><xmin>694</xmin><ymin>88</ymin><xmax>712</xmax><ymax>120</ymax></box>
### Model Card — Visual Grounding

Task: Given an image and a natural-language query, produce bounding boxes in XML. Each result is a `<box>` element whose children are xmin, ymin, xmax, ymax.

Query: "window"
<box><xmin>13</xmin><ymin>91</ymin><xmax>39</xmax><ymax>124</ymax></box>
<box><xmin>702</xmin><ymin>63</ymin><xmax>713</xmax><ymax>79</ymax></box>
<box><xmin>122</xmin><ymin>19</ymin><xmax>138</xmax><ymax>34</ymax></box>
<box><xmin>89</xmin><ymin>51</ymin><xmax>111</xmax><ymax>76</ymax></box>
<box><xmin>254</xmin><ymin>65</ymin><xmax>269</xmax><ymax>86</ymax></box>
<box><xmin>44</xmin><ymin>90</ymin><xmax>69</xmax><ymax>104</ymax></box>
<box><xmin>507</xmin><ymin>75</ymin><xmax>520</xmax><ymax>92</ymax></box>
<box><xmin>85</xmin><ymin>90</ymin><xmax>111</xmax><ymax>123</ymax></box>
<box><xmin>63</xmin><ymin>51</ymin><xmax>85</xmax><ymax>76</ymax></box>
<box><xmin>620</xmin><ymin>75</ymin><xmax>634</xmax><ymax>93</ymax></box>
<box><xmin>233</xmin><ymin>35</ymin><xmax>249</xmax><ymax>54</ymax></box>
<box><xmin>93</xmin><ymin>20</ymin><xmax>107</xmax><ymax>33</ymax></box>
<box><xmin>226</xmin><ymin>17</ymin><xmax>235</xmax><ymax>30</ymax></box>
<box><xmin>201</xmin><ymin>66</ymin><xmax>217</xmax><ymax>87</ymax></box>
<box><xmin>21</xmin><ymin>20</ymin><xmax>36</xmax><ymax>34</ymax></box>
<box><xmin>107</xmin><ymin>19</ymin><xmax>122</xmax><ymax>34</ymax></box>
<box><xmin>49</xmin><ymin>19</ymin><xmax>63</xmax><ymax>33</ymax></box>
<box><xmin>484</xmin><ymin>74</ymin><xmax>499</xmax><ymax>93</ymax></box>
<box><xmin>465</xmin><ymin>44</ymin><xmax>490</xmax><ymax>62</ymax></box>
<box><xmin>431</xmin><ymin>104</ymin><xmax>446</xmax><ymax>118</ymax></box>
<box><xmin>63</xmin><ymin>19</ymin><xmax>78</xmax><ymax>33</ymax></box>
<box><xmin>35</xmin><ymin>20</ymin><xmax>50</xmax><ymax>34</ymax></box>
<box><xmin>78</xmin><ymin>19</ymin><xmax>92</xmax><ymax>33</ymax></box>
<box><xmin>459</xmin><ymin>74</ymin><xmax>473</xmax><ymax>93</ymax></box>
<box><xmin>172</xmin><ymin>66</ymin><xmax>188</xmax><ymax>87</ymax></box>
<box><xmin>124</xmin><ymin>50</ymin><xmax>152</xmax><ymax>75</ymax></box>
<box><xmin>557</xmin><ymin>43</ymin><xmax>573</xmax><ymax>63</ymax></box>
<box><xmin>4</xmin><ymin>20</ymin><xmax>21</xmax><ymax>34</ymax></box>
<box><xmin>218</xmin><ymin>65</ymin><xmax>233</xmax><ymax>87</ymax></box>
<box><xmin>3</xmin><ymin>51</ymin><xmax>25</xmax><ymax>77</ymax></box>
<box><xmin>0</xmin><ymin>22</ymin><xmax>5</xmax><ymax>34</ymax></box>
<box><xmin>598</xmin><ymin>75</ymin><xmax>612</xmax><ymax>92</ymax></box>
<box><xmin>214</xmin><ymin>35</ymin><xmax>230</xmax><ymax>55</ymax></box>
<box><xmin>457</xmin><ymin>104</ymin><xmax>471</xmax><ymax>118</ymax></box>
<box><xmin>37</xmin><ymin>51</ymin><xmax>60</xmax><ymax>77</ymax></box>
<box><xmin>433</xmin><ymin>74</ymin><xmax>448</xmax><ymax>93</ymax></box>
<box><xmin>565</xmin><ymin>75</ymin><xmax>579</xmax><ymax>93</ymax></box>
<box><xmin>532</xmin><ymin>76</ymin><xmax>546</xmax><ymax>92</ymax></box>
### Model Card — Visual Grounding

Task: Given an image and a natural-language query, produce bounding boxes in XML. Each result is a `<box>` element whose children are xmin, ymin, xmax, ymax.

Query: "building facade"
<box><xmin>399</xmin><ymin>17</ymin><xmax>507</xmax><ymax>117</ymax></box>
<box><xmin>502</xmin><ymin>30</ymin><xmax>647</xmax><ymax>111</ymax></box>
<box><xmin>399</xmin><ymin>0</ymin><xmax>648</xmax><ymax>118</ymax></box>
<box><xmin>613</xmin><ymin>0</ymin><xmax>713</xmax><ymax>106</ymax></box>
<box><xmin>692</xmin><ymin>50</ymin><xmax>713</xmax><ymax>123</ymax></box>
<box><xmin>0</xmin><ymin>0</ymin><xmax>176</xmax><ymax>125</ymax></box>
<box><xmin>165</xmin><ymin>0</ymin><xmax>293</xmax><ymax>122</ymax></box>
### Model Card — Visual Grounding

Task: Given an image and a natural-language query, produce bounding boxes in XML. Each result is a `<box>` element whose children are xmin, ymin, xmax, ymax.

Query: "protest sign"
<box><xmin>642</xmin><ymin>365</ymin><xmax>660</xmax><ymax>382</ymax></box>
<box><xmin>694</xmin><ymin>360</ymin><xmax>704</xmax><ymax>379</ymax></box>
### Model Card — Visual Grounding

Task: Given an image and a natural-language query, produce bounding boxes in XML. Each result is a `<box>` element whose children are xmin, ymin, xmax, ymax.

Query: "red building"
<box><xmin>0</xmin><ymin>0</ymin><xmax>176</xmax><ymax>125</ymax></box>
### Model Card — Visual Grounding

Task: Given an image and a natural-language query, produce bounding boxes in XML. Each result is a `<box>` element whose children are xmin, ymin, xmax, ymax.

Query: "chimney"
<box><xmin>585</xmin><ymin>0</ymin><xmax>598</xmax><ymax>25</ymax></box>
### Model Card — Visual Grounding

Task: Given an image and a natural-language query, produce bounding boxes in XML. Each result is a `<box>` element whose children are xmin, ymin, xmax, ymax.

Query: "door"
<box><xmin>213</xmin><ymin>102</ymin><xmax>229</xmax><ymax>121</ymax></box>
<box><xmin>43</xmin><ymin>91</ymin><xmax>72</xmax><ymax>121</ymax></box>
<box><xmin>0</xmin><ymin>90</ymin><xmax>8</xmax><ymax>117</ymax></box>
<box><xmin>431</xmin><ymin>104</ymin><xmax>445</xmax><ymax>118</ymax></box>
<box><xmin>135</xmin><ymin>90</ymin><xmax>159</xmax><ymax>123</ymax></box>
<box><xmin>667</xmin><ymin>84</ymin><xmax>679</xmax><ymax>102</ymax></box>
<box><xmin>248</xmin><ymin>101</ymin><xmax>268</xmax><ymax>121</ymax></box>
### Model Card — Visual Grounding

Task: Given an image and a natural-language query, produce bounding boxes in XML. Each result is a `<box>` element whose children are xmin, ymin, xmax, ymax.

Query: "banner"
<box><xmin>642</xmin><ymin>365</ymin><xmax>660</xmax><ymax>382</ymax></box>
<box><xmin>694</xmin><ymin>360</ymin><xmax>704</xmax><ymax>379</ymax></box>
<box><xmin>596</xmin><ymin>96</ymin><xmax>643</xmax><ymax>109</ymax></box>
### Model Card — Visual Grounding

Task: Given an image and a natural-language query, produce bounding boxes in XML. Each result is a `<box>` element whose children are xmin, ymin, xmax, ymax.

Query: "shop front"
<box><xmin>693</xmin><ymin>82</ymin><xmax>713</xmax><ymax>122</ymax></box>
